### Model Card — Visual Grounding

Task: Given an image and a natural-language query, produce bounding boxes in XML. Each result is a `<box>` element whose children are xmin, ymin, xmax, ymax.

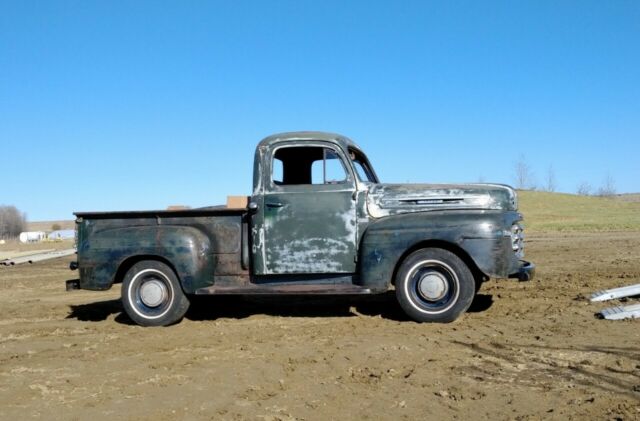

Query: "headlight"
<box><xmin>511</xmin><ymin>223</ymin><xmax>525</xmax><ymax>258</ymax></box>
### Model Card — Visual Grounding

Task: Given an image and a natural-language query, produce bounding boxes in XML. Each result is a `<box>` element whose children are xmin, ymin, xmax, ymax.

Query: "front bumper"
<box><xmin>509</xmin><ymin>260</ymin><xmax>535</xmax><ymax>282</ymax></box>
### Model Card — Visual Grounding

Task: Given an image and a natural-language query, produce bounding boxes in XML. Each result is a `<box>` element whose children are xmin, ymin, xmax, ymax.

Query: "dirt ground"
<box><xmin>0</xmin><ymin>232</ymin><xmax>639</xmax><ymax>420</ymax></box>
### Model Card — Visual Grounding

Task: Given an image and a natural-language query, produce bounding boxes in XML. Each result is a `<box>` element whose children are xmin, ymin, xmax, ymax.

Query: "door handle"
<box><xmin>266</xmin><ymin>202</ymin><xmax>284</xmax><ymax>208</ymax></box>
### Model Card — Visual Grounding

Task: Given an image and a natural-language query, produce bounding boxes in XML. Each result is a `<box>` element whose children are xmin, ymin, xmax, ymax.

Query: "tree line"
<box><xmin>0</xmin><ymin>205</ymin><xmax>27</xmax><ymax>239</ymax></box>
<box><xmin>512</xmin><ymin>155</ymin><xmax>616</xmax><ymax>196</ymax></box>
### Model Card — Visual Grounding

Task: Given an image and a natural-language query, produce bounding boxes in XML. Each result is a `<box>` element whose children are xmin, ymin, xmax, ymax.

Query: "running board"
<box><xmin>598</xmin><ymin>303</ymin><xmax>640</xmax><ymax>320</ymax></box>
<box><xmin>195</xmin><ymin>284</ymin><xmax>372</xmax><ymax>295</ymax></box>
<box><xmin>590</xmin><ymin>283</ymin><xmax>640</xmax><ymax>302</ymax></box>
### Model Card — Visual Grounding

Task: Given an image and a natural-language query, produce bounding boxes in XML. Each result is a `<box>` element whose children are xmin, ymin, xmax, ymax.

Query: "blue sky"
<box><xmin>1</xmin><ymin>1</ymin><xmax>639</xmax><ymax>221</ymax></box>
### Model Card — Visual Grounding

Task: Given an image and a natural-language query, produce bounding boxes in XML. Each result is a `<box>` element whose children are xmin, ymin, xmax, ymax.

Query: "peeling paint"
<box><xmin>337</xmin><ymin>208</ymin><xmax>357</xmax><ymax>243</ymax></box>
<box><xmin>366</xmin><ymin>183</ymin><xmax>517</xmax><ymax>218</ymax></box>
<box><xmin>266</xmin><ymin>238</ymin><xmax>348</xmax><ymax>273</ymax></box>
<box><xmin>75</xmin><ymin>131</ymin><xmax>533</xmax><ymax>300</ymax></box>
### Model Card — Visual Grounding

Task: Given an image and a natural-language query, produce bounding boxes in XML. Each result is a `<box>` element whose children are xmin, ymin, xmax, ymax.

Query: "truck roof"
<box><xmin>257</xmin><ymin>131</ymin><xmax>361</xmax><ymax>152</ymax></box>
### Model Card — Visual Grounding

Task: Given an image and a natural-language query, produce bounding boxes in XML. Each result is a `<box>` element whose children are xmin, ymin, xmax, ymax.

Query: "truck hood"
<box><xmin>366</xmin><ymin>183</ymin><xmax>518</xmax><ymax>218</ymax></box>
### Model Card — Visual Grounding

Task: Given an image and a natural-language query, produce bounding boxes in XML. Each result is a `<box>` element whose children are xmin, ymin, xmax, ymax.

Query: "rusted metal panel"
<box><xmin>261</xmin><ymin>187</ymin><xmax>357</xmax><ymax>273</ymax></box>
<box><xmin>76</xmin><ymin>214</ymin><xmax>246</xmax><ymax>294</ymax></box>
<box><xmin>209</xmin><ymin>275</ymin><xmax>251</xmax><ymax>287</ymax></box>
<box><xmin>196</xmin><ymin>283</ymin><xmax>371</xmax><ymax>295</ymax></box>
<box><xmin>213</xmin><ymin>254</ymin><xmax>248</xmax><ymax>276</ymax></box>
<box><xmin>74</xmin><ymin>131</ymin><xmax>534</xmax><ymax>302</ymax></box>
<box><xmin>74</xmin><ymin>208</ymin><xmax>245</xmax><ymax>219</ymax></box>
<box><xmin>366</xmin><ymin>183</ymin><xmax>517</xmax><ymax>218</ymax></box>
<box><xmin>251</xmin><ymin>138</ymin><xmax>361</xmax><ymax>275</ymax></box>
<box><xmin>358</xmin><ymin>210</ymin><xmax>525</xmax><ymax>290</ymax></box>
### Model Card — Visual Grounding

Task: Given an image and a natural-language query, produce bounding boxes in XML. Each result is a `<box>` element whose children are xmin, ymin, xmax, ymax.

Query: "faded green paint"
<box><xmin>359</xmin><ymin>210</ymin><xmax>524</xmax><ymax>291</ymax></box>
<box><xmin>366</xmin><ymin>183</ymin><xmax>517</xmax><ymax>217</ymax></box>
<box><xmin>73</xmin><ymin>131</ymin><xmax>534</xmax><ymax>298</ymax></box>
<box><xmin>262</xmin><ymin>186</ymin><xmax>357</xmax><ymax>273</ymax></box>
<box><xmin>253</xmin><ymin>140</ymin><xmax>358</xmax><ymax>274</ymax></box>
<box><xmin>75</xmin><ymin>212</ymin><xmax>246</xmax><ymax>293</ymax></box>
<box><xmin>250</xmin><ymin>132</ymin><xmax>369</xmax><ymax>275</ymax></box>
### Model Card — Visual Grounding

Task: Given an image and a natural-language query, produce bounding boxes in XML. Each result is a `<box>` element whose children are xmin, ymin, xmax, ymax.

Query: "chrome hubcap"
<box><xmin>139</xmin><ymin>279</ymin><xmax>168</xmax><ymax>307</ymax></box>
<box><xmin>418</xmin><ymin>272</ymin><xmax>449</xmax><ymax>301</ymax></box>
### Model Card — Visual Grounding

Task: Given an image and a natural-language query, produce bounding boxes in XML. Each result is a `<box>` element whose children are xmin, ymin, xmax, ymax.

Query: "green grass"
<box><xmin>518</xmin><ymin>190</ymin><xmax>640</xmax><ymax>232</ymax></box>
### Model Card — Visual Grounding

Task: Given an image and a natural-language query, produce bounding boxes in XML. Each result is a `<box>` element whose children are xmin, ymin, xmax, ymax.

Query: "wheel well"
<box><xmin>113</xmin><ymin>255</ymin><xmax>179</xmax><ymax>285</ymax></box>
<box><xmin>390</xmin><ymin>240</ymin><xmax>485</xmax><ymax>286</ymax></box>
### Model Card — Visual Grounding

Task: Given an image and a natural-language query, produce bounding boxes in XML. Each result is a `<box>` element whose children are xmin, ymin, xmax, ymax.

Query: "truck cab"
<box><xmin>251</xmin><ymin>134</ymin><xmax>374</xmax><ymax>275</ymax></box>
<box><xmin>70</xmin><ymin>132</ymin><xmax>534</xmax><ymax>326</ymax></box>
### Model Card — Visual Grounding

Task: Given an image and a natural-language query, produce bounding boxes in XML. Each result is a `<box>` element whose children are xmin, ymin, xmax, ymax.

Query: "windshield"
<box><xmin>349</xmin><ymin>148</ymin><xmax>379</xmax><ymax>183</ymax></box>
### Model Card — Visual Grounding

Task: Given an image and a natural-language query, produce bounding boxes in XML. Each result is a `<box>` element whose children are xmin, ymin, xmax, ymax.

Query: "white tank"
<box><xmin>19</xmin><ymin>231</ymin><xmax>46</xmax><ymax>243</ymax></box>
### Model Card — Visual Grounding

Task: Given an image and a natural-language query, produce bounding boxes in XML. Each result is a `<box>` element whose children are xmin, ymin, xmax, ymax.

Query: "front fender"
<box><xmin>358</xmin><ymin>210</ymin><xmax>522</xmax><ymax>290</ymax></box>
<box><xmin>78</xmin><ymin>225</ymin><xmax>213</xmax><ymax>294</ymax></box>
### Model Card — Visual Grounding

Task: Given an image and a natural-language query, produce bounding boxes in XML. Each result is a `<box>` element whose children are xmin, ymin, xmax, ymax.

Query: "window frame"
<box><xmin>348</xmin><ymin>147</ymin><xmax>379</xmax><ymax>184</ymax></box>
<box><xmin>311</xmin><ymin>148</ymin><xmax>349</xmax><ymax>185</ymax></box>
<box><xmin>267</xmin><ymin>142</ymin><xmax>356</xmax><ymax>192</ymax></box>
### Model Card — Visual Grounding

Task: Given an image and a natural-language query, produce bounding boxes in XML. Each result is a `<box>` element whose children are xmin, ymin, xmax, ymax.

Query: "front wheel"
<box><xmin>395</xmin><ymin>248</ymin><xmax>475</xmax><ymax>323</ymax></box>
<box><xmin>121</xmin><ymin>260</ymin><xmax>190</xmax><ymax>326</ymax></box>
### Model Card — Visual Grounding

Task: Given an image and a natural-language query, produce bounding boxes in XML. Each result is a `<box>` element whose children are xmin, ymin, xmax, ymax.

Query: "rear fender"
<box><xmin>78</xmin><ymin>225</ymin><xmax>213</xmax><ymax>294</ymax></box>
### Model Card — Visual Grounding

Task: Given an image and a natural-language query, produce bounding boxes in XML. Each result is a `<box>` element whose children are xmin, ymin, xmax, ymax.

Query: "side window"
<box><xmin>311</xmin><ymin>149</ymin><xmax>347</xmax><ymax>184</ymax></box>
<box><xmin>353</xmin><ymin>161</ymin><xmax>369</xmax><ymax>182</ymax></box>
<box><xmin>273</xmin><ymin>158</ymin><xmax>283</xmax><ymax>184</ymax></box>
<box><xmin>349</xmin><ymin>148</ymin><xmax>377</xmax><ymax>183</ymax></box>
<box><xmin>272</xmin><ymin>146</ymin><xmax>349</xmax><ymax>186</ymax></box>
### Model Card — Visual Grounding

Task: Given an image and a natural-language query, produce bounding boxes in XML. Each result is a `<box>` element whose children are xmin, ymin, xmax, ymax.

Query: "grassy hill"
<box><xmin>518</xmin><ymin>191</ymin><xmax>640</xmax><ymax>232</ymax></box>
<box><xmin>27</xmin><ymin>220</ymin><xmax>75</xmax><ymax>232</ymax></box>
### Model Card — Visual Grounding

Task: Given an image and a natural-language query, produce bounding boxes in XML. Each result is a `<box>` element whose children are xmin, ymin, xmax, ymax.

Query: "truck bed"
<box><xmin>74</xmin><ymin>206</ymin><xmax>250</xmax><ymax>293</ymax></box>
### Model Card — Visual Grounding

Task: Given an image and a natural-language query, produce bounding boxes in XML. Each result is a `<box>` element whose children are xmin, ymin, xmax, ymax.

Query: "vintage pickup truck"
<box><xmin>68</xmin><ymin>131</ymin><xmax>534</xmax><ymax>326</ymax></box>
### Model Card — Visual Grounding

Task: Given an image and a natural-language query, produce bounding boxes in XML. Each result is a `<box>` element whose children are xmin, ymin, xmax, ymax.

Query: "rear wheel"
<box><xmin>121</xmin><ymin>260</ymin><xmax>190</xmax><ymax>326</ymax></box>
<box><xmin>395</xmin><ymin>248</ymin><xmax>475</xmax><ymax>323</ymax></box>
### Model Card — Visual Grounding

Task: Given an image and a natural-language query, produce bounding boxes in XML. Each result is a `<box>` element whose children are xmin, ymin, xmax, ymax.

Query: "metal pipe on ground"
<box><xmin>1</xmin><ymin>249</ymin><xmax>76</xmax><ymax>266</ymax></box>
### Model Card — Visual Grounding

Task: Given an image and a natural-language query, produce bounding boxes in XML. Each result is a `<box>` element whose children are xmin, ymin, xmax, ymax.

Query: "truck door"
<box><xmin>255</xmin><ymin>143</ymin><xmax>358</xmax><ymax>275</ymax></box>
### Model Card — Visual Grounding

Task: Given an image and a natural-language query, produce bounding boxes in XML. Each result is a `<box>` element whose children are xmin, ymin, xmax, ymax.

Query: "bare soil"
<box><xmin>0</xmin><ymin>232</ymin><xmax>639</xmax><ymax>420</ymax></box>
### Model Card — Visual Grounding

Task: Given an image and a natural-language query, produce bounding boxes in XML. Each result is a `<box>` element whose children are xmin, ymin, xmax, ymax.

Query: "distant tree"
<box><xmin>51</xmin><ymin>223</ymin><xmax>62</xmax><ymax>231</ymax></box>
<box><xmin>513</xmin><ymin>155</ymin><xmax>536</xmax><ymax>190</ymax></box>
<box><xmin>597</xmin><ymin>173</ymin><xmax>616</xmax><ymax>197</ymax></box>
<box><xmin>576</xmin><ymin>182</ymin><xmax>592</xmax><ymax>196</ymax></box>
<box><xmin>545</xmin><ymin>165</ymin><xmax>557</xmax><ymax>192</ymax></box>
<box><xmin>0</xmin><ymin>205</ymin><xmax>27</xmax><ymax>239</ymax></box>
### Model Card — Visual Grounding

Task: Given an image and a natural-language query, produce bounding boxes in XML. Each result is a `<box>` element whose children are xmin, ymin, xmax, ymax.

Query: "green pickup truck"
<box><xmin>68</xmin><ymin>132</ymin><xmax>534</xmax><ymax>326</ymax></box>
